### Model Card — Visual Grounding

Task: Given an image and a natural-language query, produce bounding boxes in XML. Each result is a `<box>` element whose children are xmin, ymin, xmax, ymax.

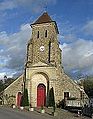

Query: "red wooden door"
<box><xmin>16</xmin><ymin>92</ymin><xmax>22</xmax><ymax>107</ymax></box>
<box><xmin>37</xmin><ymin>84</ymin><xmax>46</xmax><ymax>107</ymax></box>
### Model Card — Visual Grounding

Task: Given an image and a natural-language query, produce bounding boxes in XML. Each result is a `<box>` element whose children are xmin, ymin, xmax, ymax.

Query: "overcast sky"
<box><xmin>0</xmin><ymin>0</ymin><xmax>93</xmax><ymax>79</ymax></box>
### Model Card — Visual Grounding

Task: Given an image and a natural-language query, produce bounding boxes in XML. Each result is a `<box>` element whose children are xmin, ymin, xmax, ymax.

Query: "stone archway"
<box><xmin>37</xmin><ymin>83</ymin><xmax>46</xmax><ymax>107</ymax></box>
<box><xmin>29</xmin><ymin>72</ymin><xmax>49</xmax><ymax>107</ymax></box>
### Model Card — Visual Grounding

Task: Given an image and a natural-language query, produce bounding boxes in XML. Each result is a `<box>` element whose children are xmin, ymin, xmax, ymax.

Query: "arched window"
<box><xmin>37</xmin><ymin>31</ymin><xmax>39</xmax><ymax>38</ymax></box>
<box><xmin>45</xmin><ymin>30</ymin><xmax>47</xmax><ymax>37</ymax></box>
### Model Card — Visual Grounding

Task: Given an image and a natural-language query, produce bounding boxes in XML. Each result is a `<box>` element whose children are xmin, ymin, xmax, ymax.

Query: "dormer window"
<box><xmin>37</xmin><ymin>31</ymin><xmax>39</xmax><ymax>38</ymax></box>
<box><xmin>45</xmin><ymin>30</ymin><xmax>47</xmax><ymax>37</ymax></box>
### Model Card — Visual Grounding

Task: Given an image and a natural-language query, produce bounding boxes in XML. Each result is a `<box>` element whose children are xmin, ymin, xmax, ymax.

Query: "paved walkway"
<box><xmin>35</xmin><ymin>107</ymin><xmax>91</xmax><ymax>119</ymax></box>
<box><xmin>0</xmin><ymin>106</ymin><xmax>53</xmax><ymax>119</ymax></box>
<box><xmin>53</xmin><ymin>109</ymin><xmax>91</xmax><ymax>119</ymax></box>
<box><xmin>0</xmin><ymin>106</ymin><xmax>92</xmax><ymax>119</ymax></box>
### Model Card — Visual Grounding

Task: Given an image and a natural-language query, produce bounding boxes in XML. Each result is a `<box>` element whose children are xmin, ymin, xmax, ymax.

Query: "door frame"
<box><xmin>16</xmin><ymin>91</ymin><xmax>22</xmax><ymax>107</ymax></box>
<box><xmin>37</xmin><ymin>83</ymin><xmax>46</xmax><ymax>107</ymax></box>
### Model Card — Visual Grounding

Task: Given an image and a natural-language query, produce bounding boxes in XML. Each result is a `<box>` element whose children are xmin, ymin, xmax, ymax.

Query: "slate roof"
<box><xmin>32</xmin><ymin>12</ymin><xmax>52</xmax><ymax>24</ymax></box>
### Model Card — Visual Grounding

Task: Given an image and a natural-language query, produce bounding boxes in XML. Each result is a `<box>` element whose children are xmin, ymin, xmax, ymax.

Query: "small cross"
<box><xmin>44</xmin><ymin>1</ymin><xmax>48</xmax><ymax>12</ymax></box>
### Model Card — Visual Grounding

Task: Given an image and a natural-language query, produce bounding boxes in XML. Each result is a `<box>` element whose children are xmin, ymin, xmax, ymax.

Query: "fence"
<box><xmin>66</xmin><ymin>99</ymin><xmax>82</xmax><ymax>107</ymax></box>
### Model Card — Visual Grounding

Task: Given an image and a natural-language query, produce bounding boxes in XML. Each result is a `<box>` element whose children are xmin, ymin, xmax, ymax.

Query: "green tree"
<box><xmin>0</xmin><ymin>76</ymin><xmax>15</xmax><ymax>93</ymax></box>
<box><xmin>48</xmin><ymin>87</ymin><xmax>55</xmax><ymax>107</ymax></box>
<box><xmin>0</xmin><ymin>80</ymin><xmax>4</xmax><ymax>92</ymax></box>
<box><xmin>83</xmin><ymin>76</ymin><xmax>93</xmax><ymax>97</ymax></box>
<box><xmin>4</xmin><ymin>77</ymin><xmax>15</xmax><ymax>89</ymax></box>
<box><xmin>21</xmin><ymin>89</ymin><xmax>29</xmax><ymax>106</ymax></box>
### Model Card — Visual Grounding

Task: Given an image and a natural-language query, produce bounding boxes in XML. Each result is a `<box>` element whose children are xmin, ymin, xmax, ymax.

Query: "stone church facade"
<box><xmin>3</xmin><ymin>12</ymin><xmax>88</xmax><ymax>107</ymax></box>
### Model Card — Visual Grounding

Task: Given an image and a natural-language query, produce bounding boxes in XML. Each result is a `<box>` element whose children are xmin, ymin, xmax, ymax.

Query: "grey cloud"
<box><xmin>58</xmin><ymin>21</ymin><xmax>79</xmax><ymax>44</ymax></box>
<box><xmin>83</xmin><ymin>20</ymin><xmax>93</xmax><ymax>36</ymax></box>
<box><xmin>0</xmin><ymin>23</ymin><xmax>31</xmax><ymax>77</ymax></box>
<box><xmin>59</xmin><ymin>34</ymin><xmax>77</xmax><ymax>43</ymax></box>
<box><xmin>61</xmin><ymin>39</ymin><xmax>93</xmax><ymax>76</ymax></box>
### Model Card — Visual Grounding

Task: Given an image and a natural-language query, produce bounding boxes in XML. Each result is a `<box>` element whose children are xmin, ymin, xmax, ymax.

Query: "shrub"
<box><xmin>48</xmin><ymin>87</ymin><xmax>55</xmax><ymax>108</ymax></box>
<box><xmin>20</xmin><ymin>89</ymin><xmax>29</xmax><ymax>106</ymax></box>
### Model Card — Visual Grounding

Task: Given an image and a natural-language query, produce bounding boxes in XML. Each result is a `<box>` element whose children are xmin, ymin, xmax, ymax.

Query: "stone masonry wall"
<box><xmin>4</xmin><ymin>75</ymin><xmax>23</xmax><ymax>105</ymax></box>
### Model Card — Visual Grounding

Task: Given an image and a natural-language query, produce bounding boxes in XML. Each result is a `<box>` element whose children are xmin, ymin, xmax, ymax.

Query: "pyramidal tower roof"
<box><xmin>31</xmin><ymin>12</ymin><xmax>59</xmax><ymax>34</ymax></box>
<box><xmin>32</xmin><ymin>12</ymin><xmax>52</xmax><ymax>25</ymax></box>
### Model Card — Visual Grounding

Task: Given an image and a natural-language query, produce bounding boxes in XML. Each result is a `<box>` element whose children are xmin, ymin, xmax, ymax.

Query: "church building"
<box><xmin>3</xmin><ymin>12</ymin><xmax>88</xmax><ymax>107</ymax></box>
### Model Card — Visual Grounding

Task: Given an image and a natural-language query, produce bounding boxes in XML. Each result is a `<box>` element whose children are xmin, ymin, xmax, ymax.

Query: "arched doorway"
<box><xmin>16</xmin><ymin>92</ymin><xmax>22</xmax><ymax>107</ymax></box>
<box><xmin>37</xmin><ymin>84</ymin><xmax>46</xmax><ymax>107</ymax></box>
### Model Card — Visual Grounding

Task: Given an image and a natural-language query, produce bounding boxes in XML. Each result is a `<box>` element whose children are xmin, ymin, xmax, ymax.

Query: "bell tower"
<box><xmin>3</xmin><ymin>12</ymin><xmax>88</xmax><ymax>108</ymax></box>
<box><xmin>27</xmin><ymin>12</ymin><xmax>62</xmax><ymax>68</ymax></box>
